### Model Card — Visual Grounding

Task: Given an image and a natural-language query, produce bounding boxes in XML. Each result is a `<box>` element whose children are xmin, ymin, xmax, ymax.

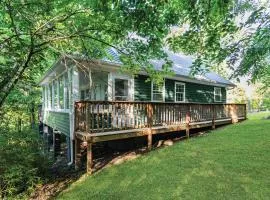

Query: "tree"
<box><xmin>168</xmin><ymin>0</ymin><xmax>270</xmax><ymax>90</ymax></box>
<box><xmin>0</xmin><ymin>0</ymin><xmax>235</xmax><ymax>109</ymax></box>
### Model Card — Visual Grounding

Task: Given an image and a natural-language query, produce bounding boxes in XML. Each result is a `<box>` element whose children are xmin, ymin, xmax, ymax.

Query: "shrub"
<box><xmin>0</xmin><ymin>129</ymin><xmax>52</xmax><ymax>199</ymax></box>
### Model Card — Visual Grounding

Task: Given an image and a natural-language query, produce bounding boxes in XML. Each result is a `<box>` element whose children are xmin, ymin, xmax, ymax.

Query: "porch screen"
<box><xmin>114</xmin><ymin>79</ymin><xmax>128</xmax><ymax>101</ymax></box>
<box><xmin>59</xmin><ymin>76</ymin><xmax>64</xmax><ymax>109</ymax></box>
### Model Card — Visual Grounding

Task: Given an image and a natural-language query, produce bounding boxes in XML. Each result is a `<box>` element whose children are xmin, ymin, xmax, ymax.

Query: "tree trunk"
<box><xmin>18</xmin><ymin>118</ymin><xmax>22</xmax><ymax>132</ymax></box>
<box><xmin>30</xmin><ymin>102</ymin><xmax>35</xmax><ymax>129</ymax></box>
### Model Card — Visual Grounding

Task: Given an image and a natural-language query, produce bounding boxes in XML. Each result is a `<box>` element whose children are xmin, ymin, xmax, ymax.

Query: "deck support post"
<box><xmin>147</xmin><ymin>131</ymin><xmax>152</xmax><ymax>151</ymax></box>
<box><xmin>87</xmin><ymin>142</ymin><xmax>93</xmax><ymax>175</ymax></box>
<box><xmin>186</xmin><ymin>109</ymin><xmax>190</xmax><ymax>138</ymax></box>
<box><xmin>212</xmin><ymin>105</ymin><xmax>216</xmax><ymax>129</ymax></box>
<box><xmin>74</xmin><ymin>137</ymin><xmax>81</xmax><ymax>170</ymax></box>
<box><xmin>54</xmin><ymin>132</ymin><xmax>61</xmax><ymax>158</ymax></box>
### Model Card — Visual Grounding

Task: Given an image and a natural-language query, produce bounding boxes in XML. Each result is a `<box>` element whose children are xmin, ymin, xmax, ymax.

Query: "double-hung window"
<box><xmin>214</xmin><ymin>87</ymin><xmax>222</xmax><ymax>102</ymax></box>
<box><xmin>175</xmin><ymin>82</ymin><xmax>185</xmax><ymax>102</ymax></box>
<box><xmin>152</xmin><ymin>82</ymin><xmax>164</xmax><ymax>102</ymax></box>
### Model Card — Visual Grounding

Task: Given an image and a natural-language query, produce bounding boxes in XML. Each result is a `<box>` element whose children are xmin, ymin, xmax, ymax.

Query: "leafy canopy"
<box><xmin>0</xmin><ymin>0</ymin><xmax>234</xmax><ymax>108</ymax></box>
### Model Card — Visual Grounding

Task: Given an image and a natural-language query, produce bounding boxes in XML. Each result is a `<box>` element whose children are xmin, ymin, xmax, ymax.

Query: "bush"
<box><xmin>0</xmin><ymin>129</ymin><xmax>52</xmax><ymax>199</ymax></box>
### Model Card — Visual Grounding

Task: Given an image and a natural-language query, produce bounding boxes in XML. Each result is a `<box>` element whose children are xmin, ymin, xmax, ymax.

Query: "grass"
<box><xmin>58</xmin><ymin>112</ymin><xmax>270</xmax><ymax>200</ymax></box>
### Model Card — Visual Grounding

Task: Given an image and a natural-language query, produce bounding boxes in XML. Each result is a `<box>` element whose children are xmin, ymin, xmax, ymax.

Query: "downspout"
<box><xmin>67</xmin><ymin>137</ymin><xmax>73</xmax><ymax>165</ymax></box>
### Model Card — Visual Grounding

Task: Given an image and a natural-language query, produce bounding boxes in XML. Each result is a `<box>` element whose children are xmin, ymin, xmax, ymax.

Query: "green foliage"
<box><xmin>168</xmin><ymin>1</ymin><xmax>270</xmax><ymax>89</ymax></box>
<box><xmin>0</xmin><ymin>129</ymin><xmax>52</xmax><ymax>199</ymax></box>
<box><xmin>0</xmin><ymin>0</ymin><xmax>185</xmax><ymax>107</ymax></box>
<box><xmin>167</xmin><ymin>0</ymin><xmax>236</xmax><ymax>75</ymax></box>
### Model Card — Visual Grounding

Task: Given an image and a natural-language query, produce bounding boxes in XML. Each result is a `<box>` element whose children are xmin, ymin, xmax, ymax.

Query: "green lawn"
<box><xmin>58</xmin><ymin>112</ymin><xmax>270</xmax><ymax>200</ymax></box>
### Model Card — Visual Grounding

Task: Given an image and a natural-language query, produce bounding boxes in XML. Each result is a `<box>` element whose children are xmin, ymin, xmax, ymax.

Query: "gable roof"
<box><xmin>39</xmin><ymin>48</ymin><xmax>235</xmax><ymax>87</ymax></box>
<box><xmin>102</xmin><ymin>48</ymin><xmax>235</xmax><ymax>87</ymax></box>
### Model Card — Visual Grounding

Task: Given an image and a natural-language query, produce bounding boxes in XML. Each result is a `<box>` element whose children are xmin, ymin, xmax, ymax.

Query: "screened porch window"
<box><xmin>152</xmin><ymin>82</ymin><xmax>164</xmax><ymax>102</ymax></box>
<box><xmin>48</xmin><ymin>84</ymin><xmax>52</xmax><ymax>109</ymax></box>
<box><xmin>214</xmin><ymin>87</ymin><xmax>222</xmax><ymax>102</ymax></box>
<box><xmin>114</xmin><ymin>79</ymin><xmax>128</xmax><ymax>101</ymax></box>
<box><xmin>175</xmin><ymin>82</ymin><xmax>185</xmax><ymax>102</ymax></box>
<box><xmin>59</xmin><ymin>76</ymin><xmax>64</xmax><ymax>109</ymax></box>
<box><xmin>53</xmin><ymin>80</ymin><xmax>58</xmax><ymax>109</ymax></box>
<box><xmin>64</xmin><ymin>72</ymin><xmax>69</xmax><ymax>109</ymax></box>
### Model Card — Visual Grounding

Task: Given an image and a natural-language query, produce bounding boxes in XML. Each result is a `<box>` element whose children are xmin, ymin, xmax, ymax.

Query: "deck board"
<box><xmin>75</xmin><ymin>117</ymin><xmax>245</xmax><ymax>143</ymax></box>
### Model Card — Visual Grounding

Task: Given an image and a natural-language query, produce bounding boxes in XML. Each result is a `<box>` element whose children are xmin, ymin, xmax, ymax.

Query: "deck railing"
<box><xmin>74</xmin><ymin>101</ymin><xmax>246</xmax><ymax>133</ymax></box>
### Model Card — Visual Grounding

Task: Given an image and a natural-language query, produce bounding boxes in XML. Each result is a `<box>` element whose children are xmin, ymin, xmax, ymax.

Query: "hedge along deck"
<box><xmin>74</xmin><ymin>101</ymin><xmax>246</xmax><ymax>174</ymax></box>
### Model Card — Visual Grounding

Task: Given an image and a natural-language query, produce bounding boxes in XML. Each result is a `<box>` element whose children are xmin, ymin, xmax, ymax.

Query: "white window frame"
<box><xmin>175</xmin><ymin>82</ymin><xmax>185</xmax><ymax>102</ymax></box>
<box><xmin>110</xmin><ymin>72</ymin><xmax>134</xmax><ymax>101</ymax></box>
<box><xmin>113</xmin><ymin>78</ymin><xmax>130</xmax><ymax>101</ymax></box>
<box><xmin>214</xmin><ymin>87</ymin><xmax>222</xmax><ymax>102</ymax></box>
<box><xmin>151</xmin><ymin>81</ymin><xmax>165</xmax><ymax>102</ymax></box>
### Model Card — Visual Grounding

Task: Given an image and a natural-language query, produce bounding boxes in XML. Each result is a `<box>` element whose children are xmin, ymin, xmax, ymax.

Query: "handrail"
<box><xmin>75</xmin><ymin>100</ymin><xmax>246</xmax><ymax>106</ymax></box>
<box><xmin>74</xmin><ymin>101</ymin><xmax>246</xmax><ymax>134</ymax></box>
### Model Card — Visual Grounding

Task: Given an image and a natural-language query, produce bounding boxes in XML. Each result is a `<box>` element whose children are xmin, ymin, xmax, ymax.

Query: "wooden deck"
<box><xmin>74</xmin><ymin>101</ymin><xmax>246</xmax><ymax>174</ymax></box>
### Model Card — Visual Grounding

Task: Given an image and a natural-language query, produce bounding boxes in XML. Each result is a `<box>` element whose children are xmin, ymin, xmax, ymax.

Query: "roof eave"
<box><xmin>38</xmin><ymin>56</ymin><xmax>65</xmax><ymax>86</ymax></box>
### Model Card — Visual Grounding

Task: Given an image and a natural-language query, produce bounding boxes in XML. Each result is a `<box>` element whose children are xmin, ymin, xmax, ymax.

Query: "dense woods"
<box><xmin>0</xmin><ymin>0</ymin><xmax>269</xmax><ymax>198</ymax></box>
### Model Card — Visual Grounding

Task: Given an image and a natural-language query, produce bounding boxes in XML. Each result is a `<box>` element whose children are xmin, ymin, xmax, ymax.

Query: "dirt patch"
<box><xmin>29</xmin><ymin>171</ymin><xmax>83</xmax><ymax>200</ymax></box>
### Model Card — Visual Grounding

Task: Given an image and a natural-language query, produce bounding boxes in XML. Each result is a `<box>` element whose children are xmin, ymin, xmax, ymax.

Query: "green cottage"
<box><xmin>39</xmin><ymin>49</ymin><xmax>246</xmax><ymax>172</ymax></box>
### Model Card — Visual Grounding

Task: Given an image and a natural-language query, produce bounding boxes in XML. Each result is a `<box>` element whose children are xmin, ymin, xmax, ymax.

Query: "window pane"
<box><xmin>115</xmin><ymin>79</ymin><xmax>128</xmax><ymax>100</ymax></box>
<box><xmin>153</xmin><ymin>83</ymin><xmax>163</xmax><ymax>92</ymax></box>
<box><xmin>176</xmin><ymin>93</ymin><xmax>183</xmax><ymax>102</ymax></box>
<box><xmin>175</xmin><ymin>83</ymin><xmax>185</xmax><ymax>102</ymax></box>
<box><xmin>215</xmin><ymin>94</ymin><xmax>221</xmax><ymax>101</ymax></box>
<box><xmin>49</xmin><ymin>84</ymin><xmax>52</xmax><ymax>109</ymax></box>
<box><xmin>64</xmin><ymin>73</ymin><xmax>69</xmax><ymax>109</ymax></box>
<box><xmin>152</xmin><ymin>83</ymin><xmax>164</xmax><ymax>101</ymax></box>
<box><xmin>176</xmin><ymin>84</ymin><xmax>184</xmax><ymax>93</ymax></box>
<box><xmin>214</xmin><ymin>88</ymin><xmax>222</xmax><ymax>102</ymax></box>
<box><xmin>153</xmin><ymin>93</ymin><xmax>163</xmax><ymax>101</ymax></box>
<box><xmin>54</xmin><ymin>81</ymin><xmax>58</xmax><ymax>109</ymax></box>
<box><xmin>59</xmin><ymin>76</ymin><xmax>64</xmax><ymax>109</ymax></box>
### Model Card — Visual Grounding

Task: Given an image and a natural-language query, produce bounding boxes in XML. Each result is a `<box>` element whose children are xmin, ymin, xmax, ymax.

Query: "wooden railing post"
<box><xmin>86</xmin><ymin>102</ymin><xmax>89</xmax><ymax>132</ymax></box>
<box><xmin>186</xmin><ymin>106</ymin><xmax>190</xmax><ymax>138</ymax></box>
<box><xmin>147</xmin><ymin>103</ymin><xmax>153</xmax><ymax>150</ymax></box>
<box><xmin>244</xmin><ymin>104</ymin><xmax>247</xmax><ymax>119</ymax></box>
<box><xmin>231</xmin><ymin>104</ymin><xmax>238</xmax><ymax>123</ymax></box>
<box><xmin>212</xmin><ymin>104</ymin><xmax>216</xmax><ymax>129</ymax></box>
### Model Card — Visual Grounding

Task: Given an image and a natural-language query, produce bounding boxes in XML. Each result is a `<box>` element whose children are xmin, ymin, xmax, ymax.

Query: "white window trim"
<box><xmin>214</xmin><ymin>87</ymin><xmax>222</xmax><ymax>102</ymax></box>
<box><xmin>151</xmin><ymin>81</ymin><xmax>165</xmax><ymax>102</ymax></box>
<box><xmin>113</xmin><ymin>78</ymin><xmax>130</xmax><ymax>101</ymax></box>
<box><xmin>110</xmin><ymin>72</ymin><xmax>134</xmax><ymax>101</ymax></box>
<box><xmin>175</xmin><ymin>82</ymin><xmax>185</xmax><ymax>102</ymax></box>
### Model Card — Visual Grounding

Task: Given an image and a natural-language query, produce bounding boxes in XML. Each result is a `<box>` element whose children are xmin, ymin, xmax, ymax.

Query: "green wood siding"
<box><xmin>134</xmin><ymin>75</ymin><xmax>151</xmax><ymax>101</ymax></box>
<box><xmin>186</xmin><ymin>82</ymin><xmax>213</xmax><ymax>103</ymax></box>
<box><xmin>134</xmin><ymin>76</ymin><xmax>226</xmax><ymax>103</ymax></box>
<box><xmin>43</xmin><ymin>111</ymin><xmax>70</xmax><ymax>136</ymax></box>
